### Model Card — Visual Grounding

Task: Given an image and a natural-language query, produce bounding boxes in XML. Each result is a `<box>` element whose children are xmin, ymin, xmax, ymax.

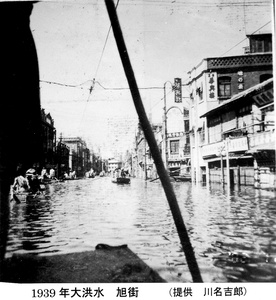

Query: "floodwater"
<box><xmin>6</xmin><ymin>177</ymin><xmax>276</xmax><ymax>282</ymax></box>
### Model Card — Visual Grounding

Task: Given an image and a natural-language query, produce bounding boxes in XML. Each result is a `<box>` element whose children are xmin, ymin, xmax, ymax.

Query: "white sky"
<box><xmin>27</xmin><ymin>0</ymin><xmax>273</xmax><ymax>151</ymax></box>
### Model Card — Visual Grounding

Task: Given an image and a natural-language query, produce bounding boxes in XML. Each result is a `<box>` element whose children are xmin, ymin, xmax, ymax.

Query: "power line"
<box><xmin>40</xmin><ymin>79</ymin><xmax>91</xmax><ymax>90</ymax></box>
<box><xmin>95</xmin><ymin>81</ymin><xmax>162</xmax><ymax>91</ymax></box>
<box><xmin>40</xmin><ymin>79</ymin><xmax>163</xmax><ymax>92</ymax></box>
<box><xmin>220</xmin><ymin>20</ymin><xmax>272</xmax><ymax>57</ymax></box>
<box><xmin>93</xmin><ymin>1</ymin><xmax>120</xmax><ymax>79</ymax></box>
<box><xmin>77</xmin><ymin>0</ymin><xmax>121</xmax><ymax>133</ymax></box>
<box><xmin>180</xmin><ymin>19</ymin><xmax>273</xmax><ymax>84</ymax></box>
<box><xmin>120</xmin><ymin>0</ymin><xmax>272</xmax><ymax>7</ymax></box>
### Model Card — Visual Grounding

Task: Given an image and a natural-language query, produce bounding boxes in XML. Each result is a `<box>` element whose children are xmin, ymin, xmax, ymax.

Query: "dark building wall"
<box><xmin>41</xmin><ymin>110</ymin><xmax>56</xmax><ymax>169</ymax></box>
<box><xmin>0</xmin><ymin>1</ymin><xmax>41</xmax><ymax>272</ymax></box>
<box><xmin>56</xmin><ymin>142</ymin><xmax>70</xmax><ymax>177</ymax></box>
<box><xmin>217</xmin><ymin>69</ymin><xmax>273</xmax><ymax>101</ymax></box>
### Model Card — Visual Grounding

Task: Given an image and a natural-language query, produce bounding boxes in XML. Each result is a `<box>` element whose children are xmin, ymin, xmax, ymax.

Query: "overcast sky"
<box><xmin>28</xmin><ymin>0</ymin><xmax>273</xmax><ymax>150</ymax></box>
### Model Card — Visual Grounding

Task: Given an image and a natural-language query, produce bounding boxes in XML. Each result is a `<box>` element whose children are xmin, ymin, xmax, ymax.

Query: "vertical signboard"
<box><xmin>174</xmin><ymin>78</ymin><xmax>182</xmax><ymax>103</ymax></box>
<box><xmin>206</xmin><ymin>72</ymin><xmax>217</xmax><ymax>102</ymax></box>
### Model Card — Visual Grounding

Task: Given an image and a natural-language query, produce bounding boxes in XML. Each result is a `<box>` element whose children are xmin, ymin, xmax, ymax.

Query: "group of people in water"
<box><xmin>113</xmin><ymin>168</ymin><xmax>129</xmax><ymax>178</ymax></box>
<box><xmin>12</xmin><ymin>166</ymin><xmax>57</xmax><ymax>197</ymax></box>
<box><xmin>12</xmin><ymin>166</ymin><xmax>130</xmax><ymax>197</ymax></box>
<box><xmin>62</xmin><ymin>169</ymin><xmax>76</xmax><ymax>180</ymax></box>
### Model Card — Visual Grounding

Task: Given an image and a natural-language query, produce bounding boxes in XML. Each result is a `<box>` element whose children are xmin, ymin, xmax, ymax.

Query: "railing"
<box><xmin>207</xmin><ymin>53</ymin><xmax>272</xmax><ymax>70</ymax></box>
<box><xmin>201</xmin><ymin>136</ymin><xmax>248</xmax><ymax>158</ymax></box>
<box><xmin>248</xmin><ymin>130</ymin><xmax>275</xmax><ymax>148</ymax></box>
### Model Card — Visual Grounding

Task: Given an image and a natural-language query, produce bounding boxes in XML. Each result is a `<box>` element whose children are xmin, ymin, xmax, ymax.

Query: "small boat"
<box><xmin>112</xmin><ymin>177</ymin><xmax>130</xmax><ymax>184</ymax></box>
<box><xmin>172</xmin><ymin>174</ymin><xmax>191</xmax><ymax>182</ymax></box>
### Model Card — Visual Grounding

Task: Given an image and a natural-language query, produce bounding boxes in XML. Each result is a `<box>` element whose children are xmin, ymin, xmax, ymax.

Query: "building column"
<box><xmin>69</xmin><ymin>149</ymin><xmax>73</xmax><ymax>170</ymax></box>
<box><xmin>206</xmin><ymin>161</ymin><xmax>210</xmax><ymax>185</ymax></box>
<box><xmin>195</xmin><ymin>132</ymin><xmax>201</xmax><ymax>183</ymax></box>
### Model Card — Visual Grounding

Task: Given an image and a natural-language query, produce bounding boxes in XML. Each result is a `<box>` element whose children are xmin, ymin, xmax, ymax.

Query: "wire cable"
<box><xmin>219</xmin><ymin>20</ymin><xmax>272</xmax><ymax>57</ymax></box>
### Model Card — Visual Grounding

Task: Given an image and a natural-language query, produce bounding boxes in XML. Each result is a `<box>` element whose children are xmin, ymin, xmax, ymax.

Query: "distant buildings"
<box><xmin>55</xmin><ymin>139</ymin><xmax>70</xmax><ymax>178</ymax></box>
<box><xmin>105</xmin><ymin>115</ymin><xmax>138</xmax><ymax>160</ymax></box>
<box><xmin>131</xmin><ymin>33</ymin><xmax>274</xmax><ymax>190</ymax></box>
<box><xmin>133</xmin><ymin>123</ymin><xmax>162</xmax><ymax>179</ymax></box>
<box><xmin>41</xmin><ymin>109</ymin><xmax>56</xmax><ymax>168</ymax></box>
<box><xmin>39</xmin><ymin>110</ymin><xmax>93</xmax><ymax>178</ymax></box>
<box><xmin>166</xmin><ymin>107</ymin><xmax>190</xmax><ymax>176</ymax></box>
<box><xmin>38</xmin><ymin>34</ymin><xmax>274</xmax><ymax>189</ymax></box>
<box><xmin>107</xmin><ymin>159</ymin><xmax>122</xmax><ymax>174</ymax></box>
<box><xmin>61</xmin><ymin>137</ymin><xmax>91</xmax><ymax>178</ymax></box>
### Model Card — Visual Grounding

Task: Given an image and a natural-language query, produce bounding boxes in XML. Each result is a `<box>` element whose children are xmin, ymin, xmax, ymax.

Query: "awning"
<box><xmin>201</xmin><ymin>78</ymin><xmax>273</xmax><ymax>118</ymax></box>
<box><xmin>205</xmin><ymin>155</ymin><xmax>253</xmax><ymax>162</ymax></box>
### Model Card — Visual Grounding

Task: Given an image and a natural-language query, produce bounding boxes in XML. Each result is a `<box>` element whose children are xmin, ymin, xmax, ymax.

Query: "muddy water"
<box><xmin>6</xmin><ymin>177</ymin><xmax>276</xmax><ymax>282</ymax></box>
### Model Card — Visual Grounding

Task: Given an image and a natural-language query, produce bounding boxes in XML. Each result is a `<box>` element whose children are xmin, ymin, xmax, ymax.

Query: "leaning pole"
<box><xmin>104</xmin><ymin>0</ymin><xmax>203</xmax><ymax>283</ymax></box>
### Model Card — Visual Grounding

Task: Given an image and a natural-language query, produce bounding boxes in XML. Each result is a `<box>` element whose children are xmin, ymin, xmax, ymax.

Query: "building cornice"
<box><xmin>187</xmin><ymin>53</ymin><xmax>272</xmax><ymax>85</ymax></box>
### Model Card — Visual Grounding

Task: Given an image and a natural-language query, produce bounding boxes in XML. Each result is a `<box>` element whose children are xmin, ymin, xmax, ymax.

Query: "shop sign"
<box><xmin>174</xmin><ymin>78</ymin><xmax>182</xmax><ymax>103</ymax></box>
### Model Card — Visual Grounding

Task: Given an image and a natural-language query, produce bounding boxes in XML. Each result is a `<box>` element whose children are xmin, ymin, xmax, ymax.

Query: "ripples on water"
<box><xmin>6</xmin><ymin>177</ymin><xmax>276</xmax><ymax>282</ymax></box>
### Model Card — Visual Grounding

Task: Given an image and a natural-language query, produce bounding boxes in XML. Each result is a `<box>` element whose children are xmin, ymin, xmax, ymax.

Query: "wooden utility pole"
<box><xmin>105</xmin><ymin>0</ymin><xmax>202</xmax><ymax>282</ymax></box>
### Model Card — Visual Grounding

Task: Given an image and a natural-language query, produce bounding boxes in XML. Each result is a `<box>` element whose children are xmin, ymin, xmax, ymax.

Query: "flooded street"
<box><xmin>6</xmin><ymin>177</ymin><xmax>276</xmax><ymax>283</ymax></box>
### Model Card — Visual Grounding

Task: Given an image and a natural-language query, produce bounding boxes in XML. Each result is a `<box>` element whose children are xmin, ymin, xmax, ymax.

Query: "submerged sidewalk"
<box><xmin>1</xmin><ymin>244</ymin><xmax>165</xmax><ymax>283</ymax></box>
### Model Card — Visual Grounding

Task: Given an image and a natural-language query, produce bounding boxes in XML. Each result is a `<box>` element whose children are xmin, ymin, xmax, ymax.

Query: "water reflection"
<box><xmin>6</xmin><ymin>177</ymin><xmax>276</xmax><ymax>282</ymax></box>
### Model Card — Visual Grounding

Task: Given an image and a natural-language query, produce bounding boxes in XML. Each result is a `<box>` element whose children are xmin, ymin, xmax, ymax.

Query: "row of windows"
<box><xmin>191</xmin><ymin>74</ymin><xmax>273</xmax><ymax>99</ymax></box>
<box><xmin>218</xmin><ymin>74</ymin><xmax>272</xmax><ymax>97</ymax></box>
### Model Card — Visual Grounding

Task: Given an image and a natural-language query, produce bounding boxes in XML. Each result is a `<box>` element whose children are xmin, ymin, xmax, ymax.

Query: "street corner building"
<box><xmin>186</xmin><ymin>33</ymin><xmax>274</xmax><ymax>189</ymax></box>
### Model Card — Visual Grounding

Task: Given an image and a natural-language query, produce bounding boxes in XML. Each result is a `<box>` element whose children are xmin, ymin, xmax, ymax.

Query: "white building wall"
<box><xmin>188</xmin><ymin>70</ymin><xmax>220</xmax><ymax>182</ymax></box>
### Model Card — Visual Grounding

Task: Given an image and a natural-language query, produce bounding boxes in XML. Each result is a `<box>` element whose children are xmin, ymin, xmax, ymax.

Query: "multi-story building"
<box><xmin>105</xmin><ymin>115</ymin><xmax>138</xmax><ymax>160</ymax></box>
<box><xmin>55</xmin><ymin>140</ymin><xmax>70</xmax><ymax>178</ymax></box>
<box><xmin>133</xmin><ymin>123</ymin><xmax>162</xmax><ymax>179</ymax></box>
<box><xmin>62</xmin><ymin>137</ymin><xmax>91</xmax><ymax>177</ymax></box>
<box><xmin>41</xmin><ymin>108</ymin><xmax>56</xmax><ymax>168</ymax></box>
<box><xmin>187</xmin><ymin>33</ymin><xmax>273</xmax><ymax>186</ymax></box>
<box><xmin>201</xmin><ymin>78</ymin><xmax>274</xmax><ymax>188</ymax></box>
<box><xmin>107</xmin><ymin>159</ymin><xmax>122</xmax><ymax>174</ymax></box>
<box><xmin>162</xmin><ymin>79</ymin><xmax>190</xmax><ymax>176</ymax></box>
<box><xmin>166</xmin><ymin>108</ymin><xmax>190</xmax><ymax>176</ymax></box>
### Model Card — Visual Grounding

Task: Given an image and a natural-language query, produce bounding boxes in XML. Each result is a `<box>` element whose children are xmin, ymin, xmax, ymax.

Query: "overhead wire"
<box><xmin>77</xmin><ymin>0</ymin><xmax>121</xmax><ymax>133</ymax></box>
<box><xmin>40</xmin><ymin>78</ymin><xmax>163</xmax><ymax>91</ymax></box>
<box><xmin>120</xmin><ymin>0</ymin><xmax>272</xmax><ymax>7</ymax></box>
<box><xmin>219</xmin><ymin>20</ymin><xmax>272</xmax><ymax>57</ymax></box>
<box><xmin>180</xmin><ymin>19</ymin><xmax>273</xmax><ymax>84</ymax></box>
<box><xmin>40</xmin><ymin>0</ymin><xmax>272</xmax><ymax>131</ymax></box>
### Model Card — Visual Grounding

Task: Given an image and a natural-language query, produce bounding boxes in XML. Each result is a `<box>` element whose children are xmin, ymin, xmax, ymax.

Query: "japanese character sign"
<box><xmin>174</xmin><ymin>78</ymin><xmax>182</xmax><ymax>103</ymax></box>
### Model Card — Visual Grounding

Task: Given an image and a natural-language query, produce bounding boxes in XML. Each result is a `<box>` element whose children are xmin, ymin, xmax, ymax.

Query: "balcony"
<box><xmin>201</xmin><ymin>136</ymin><xmax>248</xmax><ymax>159</ymax></box>
<box><xmin>207</xmin><ymin>53</ymin><xmax>272</xmax><ymax>70</ymax></box>
<box><xmin>248</xmin><ymin>130</ymin><xmax>275</xmax><ymax>150</ymax></box>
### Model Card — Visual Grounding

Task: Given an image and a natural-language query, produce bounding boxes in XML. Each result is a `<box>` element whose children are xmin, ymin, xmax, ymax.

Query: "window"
<box><xmin>218</xmin><ymin>76</ymin><xmax>231</xmax><ymax>97</ymax></box>
<box><xmin>196</xmin><ymin>85</ymin><xmax>203</xmax><ymax>101</ymax></box>
<box><xmin>249</xmin><ymin>34</ymin><xmax>272</xmax><ymax>53</ymax></box>
<box><xmin>199</xmin><ymin>122</ymin><xmax>205</xmax><ymax>144</ymax></box>
<box><xmin>170</xmin><ymin>140</ymin><xmax>179</xmax><ymax>154</ymax></box>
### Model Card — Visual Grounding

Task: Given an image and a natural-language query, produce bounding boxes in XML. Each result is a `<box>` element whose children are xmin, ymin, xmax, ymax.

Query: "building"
<box><xmin>55</xmin><ymin>140</ymin><xmax>70</xmax><ymax>178</ymax></box>
<box><xmin>187</xmin><ymin>33</ymin><xmax>273</xmax><ymax>185</ymax></box>
<box><xmin>133</xmin><ymin>123</ymin><xmax>162</xmax><ymax>179</ymax></box>
<box><xmin>41</xmin><ymin>109</ymin><xmax>56</xmax><ymax>169</ymax></box>
<box><xmin>162</xmin><ymin>79</ymin><xmax>191</xmax><ymax>176</ymax></box>
<box><xmin>107</xmin><ymin>159</ymin><xmax>122</xmax><ymax>174</ymax></box>
<box><xmin>105</xmin><ymin>115</ymin><xmax>138</xmax><ymax>160</ymax></box>
<box><xmin>166</xmin><ymin>108</ymin><xmax>190</xmax><ymax>176</ymax></box>
<box><xmin>62</xmin><ymin>137</ymin><xmax>91</xmax><ymax>177</ymax></box>
<box><xmin>201</xmin><ymin>78</ymin><xmax>274</xmax><ymax>188</ymax></box>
